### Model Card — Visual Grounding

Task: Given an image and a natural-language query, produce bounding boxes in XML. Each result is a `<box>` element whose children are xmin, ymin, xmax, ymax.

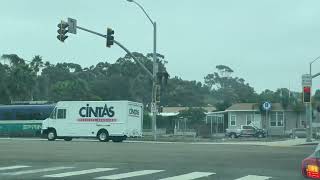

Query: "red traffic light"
<box><xmin>303</xmin><ymin>86</ymin><xmax>311</xmax><ymax>103</ymax></box>
<box><xmin>304</xmin><ymin>87</ymin><xmax>311</xmax><ymax>93</ymax></box>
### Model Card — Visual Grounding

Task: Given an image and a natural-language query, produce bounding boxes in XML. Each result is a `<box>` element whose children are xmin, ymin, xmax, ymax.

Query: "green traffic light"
<box><xmin>57</xmin><ymin>21</ymin><xmax>69</xmax><ymax>43</ymax></box>
<box><xmin>106</xmin><ymin>28</ymin><xmax>114</xmax><ymax>47</ymax></box>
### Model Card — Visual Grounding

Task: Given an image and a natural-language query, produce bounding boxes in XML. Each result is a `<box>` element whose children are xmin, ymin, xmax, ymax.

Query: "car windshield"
<box><xmin>0</xmin><ymin>1</ymin><xmax>319</xmax><ymax>180</ymax></box>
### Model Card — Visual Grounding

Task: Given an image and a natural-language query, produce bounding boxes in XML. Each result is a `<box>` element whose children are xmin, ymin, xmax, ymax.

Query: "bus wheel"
<box><xmin>47</xmin><ymin>130</ymin><xmax>56</xmax><ymax>141</ymax></box>
<box><xmin>64</xmin><ymin>137</ymin><xmax>72</xmax><ymax>141</ymax></box>
<box><xmin>97</xmin><ymin>130</ymin><xmax>109</xmax><ymax>142</ymax></box>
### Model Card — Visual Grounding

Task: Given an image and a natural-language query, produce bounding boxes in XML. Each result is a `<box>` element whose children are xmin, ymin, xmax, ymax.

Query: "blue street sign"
<box><xmin>262</xmin><ymin>102</ymin><xmax>272</xmax><ymax>111</ymax></box>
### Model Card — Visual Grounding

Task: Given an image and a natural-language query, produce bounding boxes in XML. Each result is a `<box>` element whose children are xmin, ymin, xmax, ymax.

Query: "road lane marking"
<box><xmin>234</xmin><ymin>175</ymin><xmax>271</xmax><ymax>180</ymax></box>
<box><xmin>3</xmin><ymin>167</ymin><xmax>74</xmax><ymax>175</ymax></box>
<box><xmin>95</xmin><ymin>170</ymin><xmax>164</xmax><ymax>179</ymax></box>
<box><xmin>43</xmin><ymin>168</ymin><xmax>116</xmax><ymax>178</ymax></box>
<box><xmin>159</xmin><ymin>172</ymin><xmax>215</xmax><ymax>180</ymax></box>
<box><xmin>0</xmin><ymin>165</ymin><xmax>30</xmax><ymax>171</ymax></box>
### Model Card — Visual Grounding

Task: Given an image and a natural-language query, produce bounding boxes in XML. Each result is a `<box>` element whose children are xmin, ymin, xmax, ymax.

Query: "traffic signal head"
<box><xmin>162</xmin><ymin>72</ymin><xmax>169</xmax><ymax>85</ymax></box>
<box><xmin>156</xmin><ymin>72</ymin><xmax>170</xmax><ymax>86</ymax></box>
<box><xmin>106</xmin><ymin>28</ymin><xmax>114</xmax><ymax>48</ymax></box>
<box><xmin>57</xmin><ymin>21</ymin><xmax>69</xmax><ymax>42</ymax></box>
<box><xmin>303</xmin><ymin>86</ymin><xmax>311</xmax><ymax>103</ymax></box>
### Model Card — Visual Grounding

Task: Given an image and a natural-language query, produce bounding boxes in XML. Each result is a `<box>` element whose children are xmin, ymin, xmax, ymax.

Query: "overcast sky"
<box><xmin>1</xmin><ymin>0</ymin><xmax>320</xmax><ymax>93</ymax></box>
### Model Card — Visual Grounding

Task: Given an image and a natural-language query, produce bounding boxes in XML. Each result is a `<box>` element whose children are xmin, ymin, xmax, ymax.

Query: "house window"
<box><xmin>230</xmin><ymin>115</ymin><xmax>236</xmax><ymax>126</ymax></box>
<box><xmin>270</xmin><ymin>112</ymin><xmax>284</xmax><ymax>127</ymax></box>
<box><xmin>57</xmin><ymin>109</ymin><xmax>66</xmax><ymax>119</ymax></box>
<box><xmin>270</xmin><ymin>112</ymin><xmax>277</xmax><ymax>127</ymax></box>
<box><xmin>246</xmin><ymin>114</ymin><xmax>253</xmax><ymax>125</ymax></box>
<box><xmin>277</xmin><ymin>112</ymin><xmax>284</xmax><ymax>126</ymax></box>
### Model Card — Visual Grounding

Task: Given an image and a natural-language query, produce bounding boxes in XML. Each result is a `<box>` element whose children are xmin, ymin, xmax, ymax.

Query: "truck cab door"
<box><xmin>55</xmin><ymin>108</ymin><xmax>68</xmax><ymax>136</ymax></box>
<box><xmin>47</xmin><ymin>108</ymin><xmax>57</xmax><ymax>127</ymax></box>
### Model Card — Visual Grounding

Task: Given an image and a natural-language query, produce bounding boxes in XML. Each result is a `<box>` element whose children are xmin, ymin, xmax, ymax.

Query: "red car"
<box><xmin>302</xmin><ymin>145</ymin><xmax>320</xmax><ymax>179</ymax></box>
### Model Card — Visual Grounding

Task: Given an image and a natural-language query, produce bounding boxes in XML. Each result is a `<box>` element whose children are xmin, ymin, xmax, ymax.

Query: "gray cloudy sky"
<box><xmin>1</xmin><ymin>0</ymin><xmax>320</xmax><ymax>93</ymax></box>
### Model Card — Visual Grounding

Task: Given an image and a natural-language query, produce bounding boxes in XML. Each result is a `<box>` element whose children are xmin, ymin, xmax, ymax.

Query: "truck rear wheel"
<box><xmin>47</xmin><ymin>130</ymin><xmax>56</xmax><ymax>141</ymax></box>
<box><xmin>97</xmin><ymin>130</ymin><xmax>109</xmax><ymax>142</ymax></box>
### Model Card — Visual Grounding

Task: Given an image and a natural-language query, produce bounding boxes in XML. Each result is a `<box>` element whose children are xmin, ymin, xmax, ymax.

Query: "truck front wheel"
<box><xmin>97</xmin><ymin>130</ymin><xmax>109</xmax><ymax>142</ymax></box>
<box><xmin>47</xmin><ymin>130</ymin><xmax>56</xmax><ymax>141</ymax></box>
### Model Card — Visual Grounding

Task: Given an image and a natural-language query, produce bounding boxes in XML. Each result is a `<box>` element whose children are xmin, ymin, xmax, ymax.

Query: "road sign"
<box><xmin>302</xmin><ymin>74</ymin><xmax>312</xmax><ymax>86</ymax></box>
<box><xmin>68</xmin><ymin>18</ymin><xmax>77</xmax><ymax>34</ymax></box>
<box><xmin>262</xmin><ymin>102</ymin><xmax>272</xmax><ymax>111</ymax></box>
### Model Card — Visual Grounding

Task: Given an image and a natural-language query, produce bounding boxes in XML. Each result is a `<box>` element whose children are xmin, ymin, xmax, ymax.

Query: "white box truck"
<box><xmin>41</xmin><ymin>101</ymin><xmax>143</xmax><ymax>142</ymax></box>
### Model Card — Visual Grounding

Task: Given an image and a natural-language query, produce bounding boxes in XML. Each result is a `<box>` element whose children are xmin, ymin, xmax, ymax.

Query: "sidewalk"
<box><xmin>0</xmin><ymin>137</ymin><xmax>318</xmax><ymax>147</ymax></box>
<box><xmin>262</xmin><ymin>138</ymin><xmax>320</xmax><ymax>147</ymax></box>
<box><xmin>127</xmin><ymin>138</ymin><xmax>320</xmax><ymax>147</ymax></box>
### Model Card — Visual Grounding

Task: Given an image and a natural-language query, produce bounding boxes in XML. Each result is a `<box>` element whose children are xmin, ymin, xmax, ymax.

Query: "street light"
<box><xmin>310</xmin><ymin>56</ymin><xmax>320</xmax><ymax>76</ymax></box>
<box><xmin>127</xmin><ymin>0</ymin><xmax>158</xmax><ymax>141</ymax></box>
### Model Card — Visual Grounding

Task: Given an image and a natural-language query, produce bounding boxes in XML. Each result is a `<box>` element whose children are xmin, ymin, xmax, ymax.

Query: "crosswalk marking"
<box><xmin>95</xmin><ymin>170</ymin><xmax>164</xmax><ymax>179</ymax></box>
<box><xmin>0</xmin><ymin>165</ymin><xmax>30</xmax><ymax>171</ymax></box>
<box><xmin>43</xmin><ymin>168</ymin><xmax>116</xmax><ymax>178</ymax></box>
<box><xmin>0</xmin><ymin>164</ymin><xmax>272</xmax><ymax>180</ymax></box>
<box><xmin>234</xmin><ymin>175</ymin><xmax>271</xmax><ymax>180</ymax></box>
<box><xmin>159</xmin><ymin>172</ymin><xmax>216</xmax><ymax>180</ymax></box>
<box><xmin>3</xmin><ymin>166</ymin><xmax>74</xmax><ymax>176</ymax></box>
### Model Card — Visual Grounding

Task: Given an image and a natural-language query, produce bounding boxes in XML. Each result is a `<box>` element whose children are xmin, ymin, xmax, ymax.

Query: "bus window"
<box><xmin>2</xmin><ymin>111</ymin><xmax>13</xmax><ymax>120</ymax></box>
<box><xmin>57</xmin><ymin>109</ymin><xmax>66</xmax><ymax>119</ymax></box>
<box><xmin>31</xmin><ymin>112</ymin><xmax>42</xmax><ymax>120</ymax></box>
<box><xmin>16</xmin><ymin>111</ymin><xmax>32</xmax><ymax>120</ymax></box>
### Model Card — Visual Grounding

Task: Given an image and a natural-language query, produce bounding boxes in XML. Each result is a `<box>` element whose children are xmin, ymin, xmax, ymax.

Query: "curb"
<box><xmin>295</xmin><ymin>143</ymin><xmax>319</xmax><ymax>146</ymax></box>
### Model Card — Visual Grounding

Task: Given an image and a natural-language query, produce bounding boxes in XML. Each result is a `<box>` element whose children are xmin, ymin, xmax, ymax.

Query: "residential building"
<box><xmin>207</xmin><ymin>103</ymin><xmax>306</xmax><ymax>136</ymax></box>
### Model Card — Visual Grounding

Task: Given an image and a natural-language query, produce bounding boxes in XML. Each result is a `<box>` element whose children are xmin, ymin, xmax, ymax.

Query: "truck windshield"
<box><xmin>49</xmin><ymin>108</ymin><xmax>56</xmax><ymax>119</ymax></box>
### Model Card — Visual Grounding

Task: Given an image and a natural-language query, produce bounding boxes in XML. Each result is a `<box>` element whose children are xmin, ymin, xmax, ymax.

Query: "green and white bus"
<box><xmin>0</xmin><ymin>104</ymin><xmax>55</xmax><ymax>137</ymax></box>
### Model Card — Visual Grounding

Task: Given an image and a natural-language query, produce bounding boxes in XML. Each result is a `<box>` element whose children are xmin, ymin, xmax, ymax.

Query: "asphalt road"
<box><xmin>0</xmin><ymin>138</ymin><xmax>315</xmax><ymax>180</ymax></box>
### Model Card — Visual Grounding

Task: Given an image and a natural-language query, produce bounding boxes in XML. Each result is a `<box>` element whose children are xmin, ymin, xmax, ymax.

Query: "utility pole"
<box><xmin>127</xmin><ymin>0</ymin><xmax>158</xmax><ymax>141</ymax></box>
<box><xmin>303</xmin><ymin>56</ymin><xmax>320</xmax><ymax>142</ymax></box>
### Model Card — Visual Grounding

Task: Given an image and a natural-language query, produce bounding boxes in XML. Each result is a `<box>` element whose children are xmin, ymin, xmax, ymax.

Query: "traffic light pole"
<box><xmin>113</xmin><ymin>40</ymin><xmax>153</xmax><ymax>79</ymax></box>
<box><xmin>306</xmin><ymin>63</ymin><xmax>313</xmax><ymax>142</ymax></box>
<box><xmin>306</xmin><ymin>57</ymin><xmax>320</xmax><ymax>142</ymax></box>
<box><xmin>152</xmin><ymin>22</ymin><xmax>158</xmax><ymax>141</ymax></box>
<box><xmin>76</xmin><ymin>26</ymin><xmax>106</xmax><ymax>39</ymax></box>
<box><xmin>127</xmin><ymin>0</ymin><xmax>159</xmax><ymax>141</ymax></box>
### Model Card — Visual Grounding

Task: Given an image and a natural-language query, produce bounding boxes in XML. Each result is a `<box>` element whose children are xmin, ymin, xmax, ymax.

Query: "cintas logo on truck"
<box><xmin>129</xmin><ymin>108</ymin><xmax>140</xmax><ymax>117</ymax></box>
<box><xmin>79</xmin><ymin>104</ymin><xmax>115</xmax><ymax>117</ymax></box>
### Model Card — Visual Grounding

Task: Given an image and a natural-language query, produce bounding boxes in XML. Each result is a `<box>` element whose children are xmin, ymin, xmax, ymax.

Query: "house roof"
<box><xmin>225</xmin><ymin>103</ymin><xmax>292</xmax><ymax>112</ymax></box>
<box><xmin>226</xmin><ymin>103</ymin><xmax>259</xmax><ymax>111</ymax></box>
<box><xmin>162</xmin><ymin>106</ymin><xmax>216</xmax><ymax>113</ymax></box>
